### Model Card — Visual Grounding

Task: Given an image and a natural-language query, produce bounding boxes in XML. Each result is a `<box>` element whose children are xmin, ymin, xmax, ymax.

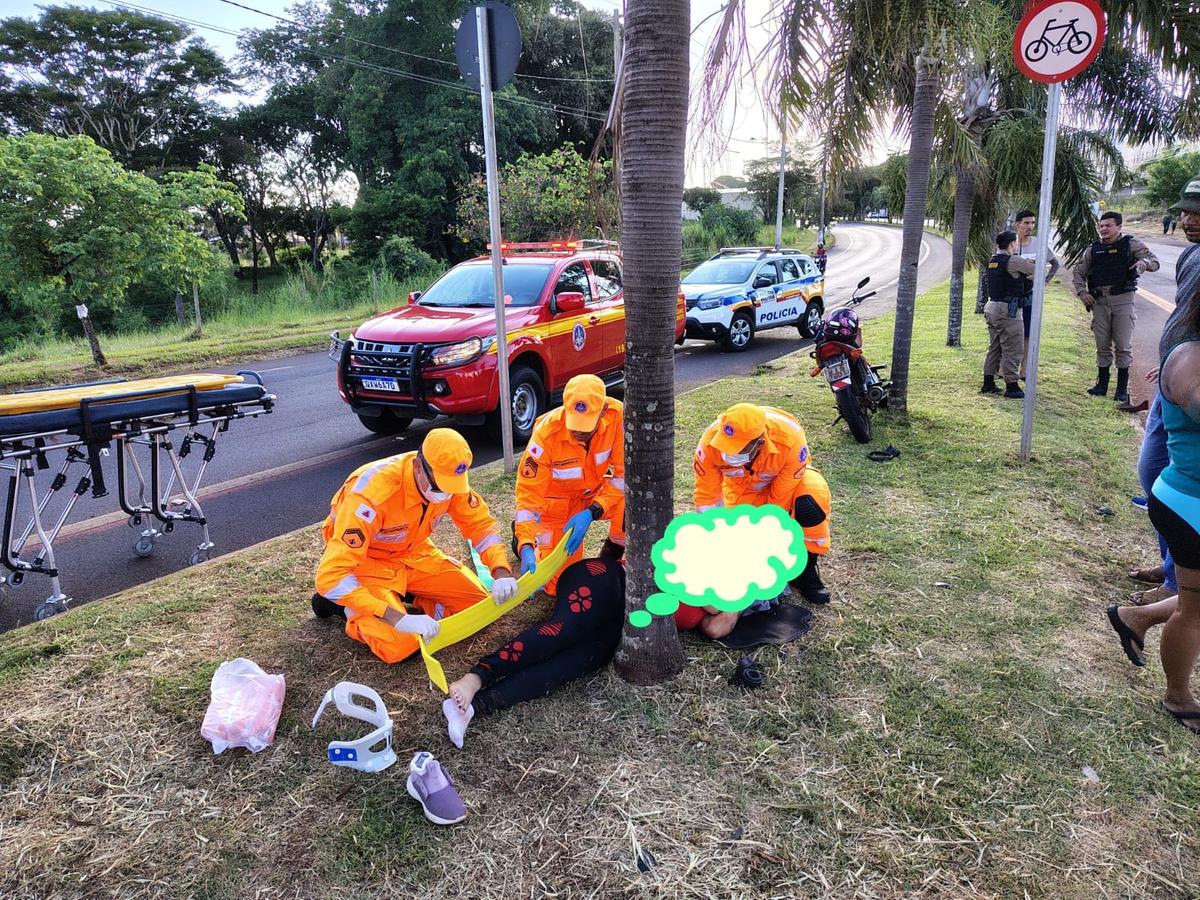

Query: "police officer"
<box><xmin>982</xmin><ymin>231</ymin><xmax>1036</xmax><ymax>399</ymax></box>
<box><xmin>1072</xmin><ymin>211</ymin><xmax>1160</xmax><ymax>403</ymax></box>
<box><xmin>1012</xmin><ymin>208</ymin><xmax>1060</xmax><ymax>379</ymax></box>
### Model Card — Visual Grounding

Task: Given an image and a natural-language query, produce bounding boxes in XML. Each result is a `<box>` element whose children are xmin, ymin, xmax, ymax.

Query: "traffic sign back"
<box><xmin>1013</xmin><ymin>0</ymin><xmax>1106</xmax><ymax>83</ymax></box>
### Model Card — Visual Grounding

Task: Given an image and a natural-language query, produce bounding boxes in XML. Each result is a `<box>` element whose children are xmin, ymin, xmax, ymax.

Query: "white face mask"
<box><xmin>311</xmin><ymin>682</ymin><xmax>397</xmax><ymax>773</ymax></box>
<box><xmin>423</xmin><ymin>484</ymin><xmax>452</xmax><ymax>503</ymax></box>
<box><xmin>721</xmin><ymin>450</ymin><xmax>753</xmax><ymax>466</ymax></box>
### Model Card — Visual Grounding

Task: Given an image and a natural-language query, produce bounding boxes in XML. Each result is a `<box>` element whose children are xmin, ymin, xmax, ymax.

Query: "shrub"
<box><xmin>377</xmin><ymin>236</ymin><xmax>439</xmax><ymax>280</ymax></box>
<box><xmin>699</xmin><ymin>204</ymin><xmax>760</xmax><ymax>247</ymax></box>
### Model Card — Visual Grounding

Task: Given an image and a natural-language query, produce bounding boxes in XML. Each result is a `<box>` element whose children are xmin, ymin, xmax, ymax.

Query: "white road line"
<box><xmin>258</xmin><ymin>366</ymin><xmax>296</xmax><ymax>373</ymax></box>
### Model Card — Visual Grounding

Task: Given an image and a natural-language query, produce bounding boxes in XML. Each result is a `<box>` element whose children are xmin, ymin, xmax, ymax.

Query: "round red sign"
<box><xmin>1013</xmin><ymin>0</ymin><xmax>1106</xmax><ymax>84</ymax></box>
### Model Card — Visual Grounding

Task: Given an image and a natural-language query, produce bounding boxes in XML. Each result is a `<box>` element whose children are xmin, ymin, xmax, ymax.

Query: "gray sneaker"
<box><xmin>406</xmin><ymin>752</ymin><xmax>466</xmax><ymax>825</ymax></box>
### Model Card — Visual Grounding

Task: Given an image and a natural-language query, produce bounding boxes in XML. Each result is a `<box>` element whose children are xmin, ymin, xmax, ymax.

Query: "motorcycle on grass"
<box><xmin>808</xmin><ymin>277</ymin><xmax>891</xmax><ymax>444</ymax></box>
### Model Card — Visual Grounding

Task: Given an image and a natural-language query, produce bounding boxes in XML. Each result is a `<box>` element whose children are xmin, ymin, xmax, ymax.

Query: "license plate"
<box><xmin>360</xmin><ymin>376</ymin><xmax>400</xmax><ymax>393</ymax></box>
<box><xmin>824</xmin><ymin>358</ymin><xmax>851</xmax><ymax>384</ymax></box>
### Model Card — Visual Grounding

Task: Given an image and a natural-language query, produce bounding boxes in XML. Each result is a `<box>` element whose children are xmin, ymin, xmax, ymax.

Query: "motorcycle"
<box><xmin>809</xmin><ymin>276</ymin><xmax>891</xmax><ymax>444</ymax></box>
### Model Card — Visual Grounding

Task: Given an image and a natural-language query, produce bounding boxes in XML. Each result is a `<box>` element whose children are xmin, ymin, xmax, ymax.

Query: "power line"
<box><xmin>97</xmin><ymin>0</ymin><xmax>608</xmax><ymax>124</ymax></box>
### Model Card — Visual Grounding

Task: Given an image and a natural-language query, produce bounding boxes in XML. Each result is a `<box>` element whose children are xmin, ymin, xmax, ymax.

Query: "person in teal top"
<box><xmin>1109</xmin><ymin>336</ymin><xmax>1200</xmax><ymax>733</ymax></box>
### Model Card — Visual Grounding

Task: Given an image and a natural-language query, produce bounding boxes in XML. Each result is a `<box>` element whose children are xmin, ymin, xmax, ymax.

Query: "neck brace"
<box><xmin>311</xmin><ymin>682</ymin><xmax>397</xmax><ymax>772</ymax></box>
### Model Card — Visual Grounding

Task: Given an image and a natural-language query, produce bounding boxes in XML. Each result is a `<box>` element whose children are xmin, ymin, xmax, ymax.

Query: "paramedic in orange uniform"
<box><xmin>679</xmin><ymin>403</ymin><xmax>833</xmax><ymax>638</ymax></box>
<box><xmin>513</xmin><ymin>374</ymin><xmax>626</xmax><ymax>597</ymax></box>
<box><xmin>311</xmin><ymin>428</ymin><xmax>518</xmax><ymax>664</ymax></box>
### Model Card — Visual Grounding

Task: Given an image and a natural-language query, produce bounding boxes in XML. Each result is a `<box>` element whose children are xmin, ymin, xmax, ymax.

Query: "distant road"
<box><xmin>0</xmin><ymin>224</ymin><xmax>952</xmax><ymax>629</ymax></box>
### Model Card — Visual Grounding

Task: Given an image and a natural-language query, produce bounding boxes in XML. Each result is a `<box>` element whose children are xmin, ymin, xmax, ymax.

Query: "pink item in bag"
<box><xmin>200</xmin><ymin>658</ymin><xmax>286</xmax><ymax>754</ymax></box>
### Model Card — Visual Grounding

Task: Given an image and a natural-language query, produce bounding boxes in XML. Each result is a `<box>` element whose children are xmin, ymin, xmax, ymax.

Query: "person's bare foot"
<box><xmin>449</xmin><ymin>673</ymin><xmax>482</xmax><ymax>713</ymax></box>
<box><xmin>699</xmin><ymin>611</ymin><xmax>740</xmax><ymax>640</ymax></box>
<box><xmin>1129</xmin><ymin>563</ymin><xmax>1165</xmax><ymax>584</ymax></box>
<box><xmin>1162</xmin><ymin>697</ymin><xmax>1200</xmax><ymax>733</ymax></box>
<box><xmin>1132</xmin><ymin>584</ymin><xmax>1174</xmax><ymax>605</ymax></box>
<box><xmin>1116</xmin><ymin>605</ymin><xmax>1150</xmax><ymax>645</ymax></box>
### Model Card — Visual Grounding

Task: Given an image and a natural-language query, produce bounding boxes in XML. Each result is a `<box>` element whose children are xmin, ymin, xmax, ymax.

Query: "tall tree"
<box><xmin>0</xmin><ymin>6</ymin><xmax>233</xmax><ymax>171</ymax></box>
<box><xmin>743</xmin><ymin>152</ymin><xmax>818</xmax><ymax>225</ymax></box>
<box><xmin>614</xmin><ymin>0</ymin><xmax>688</xmax><ymax>686</ymax></box>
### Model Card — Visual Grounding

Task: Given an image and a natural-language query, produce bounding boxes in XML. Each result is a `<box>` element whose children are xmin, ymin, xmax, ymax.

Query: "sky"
<box><xmin>1</xmin><ymin>0</ymin><xmax>906</xmax><ymax>185</ymax></box>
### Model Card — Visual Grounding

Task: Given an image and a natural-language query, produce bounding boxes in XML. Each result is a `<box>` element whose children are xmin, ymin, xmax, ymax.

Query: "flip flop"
<box><xmin>1161</xmin><ymin>704</ymin><xmax>1200</xmax><ymax>733</ymax></box>
<box><xmin>1129</xmin><ymin>564</ymin><xmax>1165</xmax><ymax>584</ymax></box>
<box><xmin>1131</xmin><ymin>584</ymin><xmax>1175</xmax><ymax>606</ymax></box>
<box><xmin>867</xmin><ymin>445</ymin><xmax>901</xmax><ymax>463</ymax></box>
<box><xmin>1106</xmin><ymin>605</ymin><xmax>1145</xmax><ymax>667</ymax></box>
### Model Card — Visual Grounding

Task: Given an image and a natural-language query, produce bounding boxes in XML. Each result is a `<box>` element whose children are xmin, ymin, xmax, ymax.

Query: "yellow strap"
<box><xmin>0</xmin><ymin>374</ymin><xmax>244</xmax><ymax>415</ymax></box>
<box><xmin>418</xmin><ymin>533</ymin><xmax>574</xmax><ymax>692</ymax></box>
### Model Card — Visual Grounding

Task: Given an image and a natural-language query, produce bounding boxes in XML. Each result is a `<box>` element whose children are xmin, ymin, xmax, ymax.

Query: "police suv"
<box><xmin>681</xmin><ymin>247</ymin><xmax>826</xmax><ymax>352</ymax></box>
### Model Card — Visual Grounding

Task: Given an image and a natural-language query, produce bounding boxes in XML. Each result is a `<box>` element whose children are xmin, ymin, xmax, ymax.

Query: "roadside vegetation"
<box><xmin>1</xmin><ymin>282</ymin><xmax>1193</xmax><ymax>898</ymax></box>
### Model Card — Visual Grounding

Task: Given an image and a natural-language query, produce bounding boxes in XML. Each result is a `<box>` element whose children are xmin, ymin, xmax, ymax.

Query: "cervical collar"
<box><xmin>311</xmin><ymin>681</ymin><xmax>397</xmax><ymax>773</ymax></box>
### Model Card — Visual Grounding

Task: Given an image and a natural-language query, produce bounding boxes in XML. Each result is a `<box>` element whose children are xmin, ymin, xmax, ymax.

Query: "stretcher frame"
<box><xmin>1</xmin><ymin>372</ymin><xmax>275</xmax><ymax>621</ymax></box>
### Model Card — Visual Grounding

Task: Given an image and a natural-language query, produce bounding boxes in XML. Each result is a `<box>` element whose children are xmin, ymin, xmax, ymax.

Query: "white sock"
<box><xmin>442</xmin><ymin>698</ymin><xmax>474</xmax><ymax>749</ymax></box>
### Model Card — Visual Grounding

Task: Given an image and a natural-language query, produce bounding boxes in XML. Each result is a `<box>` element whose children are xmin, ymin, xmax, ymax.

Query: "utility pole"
<box><xmin>818</xmin><ymin>150</ymin><xmax>828</xmax><ymax>245</ymax></box>
<box><xmin>612</xmin><ymin>9</ymin><xmax>621</xmax><ymax>71</ymax></box>
<box><xmin>774</xmin><ymin>111</ymin><xmax>787</xmax><ymax>249</ymax></box>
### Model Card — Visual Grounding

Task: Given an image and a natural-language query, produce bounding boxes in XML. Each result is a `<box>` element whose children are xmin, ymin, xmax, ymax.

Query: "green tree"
<box><xmin>614</xmin><ymin>0</ymin><xmax>689</xmax><ymax>685</ymax></box>
<box><xmin>743</xmin><ymin>153</ymin><xmax>818</xmax><ymax>224</ymax></box>
<box><xmin>683</xmin><ymin>187</ymin><xmax>722</xmax><ymax>214</ymax></box>
<box><xmin>1145</xmin><ymin>150</ymin><xmax>1200</xmax><ymax>208</ymax></box>
<box><xmin>0</xmin><ymin>134</ymin><xmax>239</xmax><ymax>364</ymax></box>
<box><xmin>0</xmin><ymin>6</ymin><xmax>233</xmax><ymax>171</ymax></box>
<box><xmin>453</xmin><ymin>145</ymin><xmax>614</xmax><ymax>246</ymax></box>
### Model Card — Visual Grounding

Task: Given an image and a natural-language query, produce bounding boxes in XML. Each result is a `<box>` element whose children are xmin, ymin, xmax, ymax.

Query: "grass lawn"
<box><xmin>1</xmin><ymin>282</ymin><xmax>1196</xmax><ymax>898</ymax></box>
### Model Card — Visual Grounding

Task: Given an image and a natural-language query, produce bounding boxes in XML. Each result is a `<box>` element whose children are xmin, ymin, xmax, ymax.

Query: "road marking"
<box><xmin>1138</xmin><ymin>286</ymin><xmax>1175</xmax><ymax>313</ymax></box>
<box><xmin>258</xmin><ymin>365</ymin><xmax>296</xmax><ymax>373</ymax></box>
<box><xmin>56</xmin><ymin>435</ymin><xmax>393</xmax><ymax>541</ymax></box>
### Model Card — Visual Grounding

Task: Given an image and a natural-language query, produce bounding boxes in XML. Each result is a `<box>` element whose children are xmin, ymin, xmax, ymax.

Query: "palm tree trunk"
<box><xmin>888</xmin><ymin>53</ymin><xmax>940</xmax><ymax>413</ymax></box>
<box><xmin>946</xmin><ymin>164</ymin><xmax>974</xmax><ymax>347</ymax></box>
<box><xmin>613</xmin><ymin>0</ymin><xmax>688</xmax><ymax>686</ymax></box>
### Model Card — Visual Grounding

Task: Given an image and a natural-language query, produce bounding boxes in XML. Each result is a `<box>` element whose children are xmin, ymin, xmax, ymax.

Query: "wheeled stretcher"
<box><xmin>0</xmin><ymin>372</ymin><xmax>275</xmax><ymax>620</ymax></box>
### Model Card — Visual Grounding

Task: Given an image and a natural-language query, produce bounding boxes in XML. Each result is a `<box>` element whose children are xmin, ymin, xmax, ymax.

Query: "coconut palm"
<box><xmin>612</xmin><ymin>0</ymin><xmax>688</xmax><ymax>685</ymax></box>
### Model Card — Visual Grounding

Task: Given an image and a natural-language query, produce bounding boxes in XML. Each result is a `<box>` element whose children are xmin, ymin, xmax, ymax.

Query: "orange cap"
<box><xmin>563</xmin><ymin>374</ymin><xmax>607</xmax><ymax>432</ymax></box>
<box><xmin>421</xmin><ymin>428</ymin><xmax>472</xmax><ymax>494</ymax></box>
<box><xmin>710</xmin><ymin>403</ymin><xmax>766</xmax><ymax>455</ymax></box>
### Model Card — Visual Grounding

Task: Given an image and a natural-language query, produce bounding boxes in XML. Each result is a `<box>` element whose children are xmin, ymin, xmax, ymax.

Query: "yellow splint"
<box><xmin>418</xmin><ymin>532</ymin><xmax>574</xmax><ymax>692</ymax></box>
<box><xmin>0</xmin><ymin>374</ymin><xmax>244</xmax><ymax>415</ymax></box>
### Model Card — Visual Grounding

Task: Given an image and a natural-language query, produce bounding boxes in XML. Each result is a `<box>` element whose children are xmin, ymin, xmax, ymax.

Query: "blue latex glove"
<box><xmin>564</xmin><ymin>508</ymin><xmax>594</xmax><ymax>555</ymax></box>
<box><xmin>519</xmin><ymin>545</ymin><xmax>538</xmax><ymax>577</ymax></box>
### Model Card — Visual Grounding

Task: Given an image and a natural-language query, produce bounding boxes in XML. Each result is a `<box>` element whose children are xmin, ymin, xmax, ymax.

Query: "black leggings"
<box><xmin>470</xmin><ymin>558</ymin><xmax>625</xmax><ymax>715</ymax></box>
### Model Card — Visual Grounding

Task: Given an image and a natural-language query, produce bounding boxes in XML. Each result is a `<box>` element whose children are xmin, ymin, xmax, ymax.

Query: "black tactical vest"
<box><xmin>1087</xmin><ymin>235</ymin><xmax>1137</xmax><ymax>294</ymax></box>
<box><xmin>986</xmin><ymin>254</ymin><xmax>1030</xmax><ymax>301</ymax></box>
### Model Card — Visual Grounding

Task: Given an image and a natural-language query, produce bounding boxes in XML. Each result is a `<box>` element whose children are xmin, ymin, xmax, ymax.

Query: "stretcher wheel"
<box><xmin>129</xmin><ymin>514</ymin><xmax>143</xmax><ymax>528</ymax></box>
<box><xmin>133</xmin><ymin>535</ymin><xmax>156</xmax><ymax>557</ymax></box>
<box><xmin>188</xmin><ymin>549</ymin><xmax>210</xmax><ymax>566</ymax></box>
<box><xmin>164</xmin><ymin>521</ymin><xmax>175</xmax><ymax>534</ymax></box>
<box><xmin>10</xmin><ymin>571</ymin><xmax>24</xmax><ymax>587</ymax></box>
<box><xmin>34</xmin><ymin>598</ymin><xmax>67</xmax><ymax>621</ymax></box>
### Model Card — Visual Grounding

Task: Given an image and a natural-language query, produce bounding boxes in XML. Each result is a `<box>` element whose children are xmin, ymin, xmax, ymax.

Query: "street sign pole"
<box><xmin>774</xmin><ymin>112</ymin><xmax>787</xmax><ymax>249</ymax></box>
<box><xmin>1018</xmin><ymin>80</ymin><xmax>1060</xmax><ymax>462</ymax></box>
<box><xmin>475</xmin><ymin>5</ymin><xmax>514</xmax><ymax>473</ymax></box>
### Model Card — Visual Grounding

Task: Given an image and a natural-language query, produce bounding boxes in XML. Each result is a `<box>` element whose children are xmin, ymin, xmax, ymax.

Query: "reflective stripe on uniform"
<box><xmin>609</xmin><ymin>477</ymin><xmax>626</xmax><ymax>492</ymax></box>
<box><xmin>352</xmin><ymin>458</ymin><xmax>392</xmax><ymax>495</ymax></box>
<box><xmin>325</xmin><ymin>574</ymin><xmax>360</xmax><ymax>600</ymax></box>
<box><xmin>515</xmin><ymin>509</ymin><xmax>541</xmax><ymax>523</ymax></box>
<box><xmin>697</xmin><ymin>502</ymin><xmax>723</xmax><ymax>511</ymax></box>
<box><xmin>537</xmin><ymin>530</ymin><xmax>554</xmax><ymax>546</ymax></box>
<box><xmin>765</xmin><ymin>410</ymin><xmax>804</xmax><ymax>440</ymax></box>
<box><xmin>594</xmin><ymin>449</ymin><xmax>612</xmax><ymax>465</ymax></box>
<box><xmin>373</xmin><ymin>533</ymin><xmax>408</xmax><ymax>544</ymax></box>
<box><xmin>552</xmin><ymin>466</ymin><xmax>584</xmax><ymax>480</ymax></box>
<box><xmin>474</xmin><ymin>533</ymin><xmax>501</xmax><ymax>554</ymax></box>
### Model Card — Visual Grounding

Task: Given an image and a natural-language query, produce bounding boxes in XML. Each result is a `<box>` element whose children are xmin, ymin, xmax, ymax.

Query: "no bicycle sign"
<box><xmin>1013</xmin><ymin>0</ymin><xmax>1106</xmax><ymax>83</ymax></box>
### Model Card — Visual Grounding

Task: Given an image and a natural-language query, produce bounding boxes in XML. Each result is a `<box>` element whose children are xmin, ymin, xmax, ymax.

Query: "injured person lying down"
<box><xmin>441</xmin><ymin>557</ymin><xmax>625</xmax><ymax>748</ymax></box>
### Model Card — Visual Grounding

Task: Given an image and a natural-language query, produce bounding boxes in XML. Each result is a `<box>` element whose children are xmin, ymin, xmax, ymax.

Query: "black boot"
<box><xmin>1113</xmin><ymin>367</ymin><xmax>1130</xmax><ymax>403</ymax></box>
<box><xmin>1087</xmin><ymin>367</ymin><xmax>1110</xmax><ymax>397</ymax></box>
<box><xmin>980</xmin><ymin>375</ymin><xmax>1002</xmax><ymax>394</ymax></box>
<box><xmin>598</xmin><ymin>538</ymin><xmax>625</xmax><ymax>562</ymax></box>
<box><xmin>311</xmin><ymin>593</ymin><xmax>342</xmax><ymax>619</ymax></box>
<box><xmin>1004</xmin><ymin>381</ymin><xmax>1025</xmax><ymax>399</ymax></box>
<box><xmin>791</xmin><ymin>555</ymin><xmax>831</xmax><ymax>605</ymax></box>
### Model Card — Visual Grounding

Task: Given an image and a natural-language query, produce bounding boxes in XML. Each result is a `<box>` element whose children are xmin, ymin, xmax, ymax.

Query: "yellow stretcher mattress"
<box><xmin>418</xmin><ymin>533</ymin><xmax>574</xmax><ymax>692</ymax></box>
<box><xmin>0</xmin><ymin>374</ymin><xmax>245</xmax><ymax>415</ymax></box>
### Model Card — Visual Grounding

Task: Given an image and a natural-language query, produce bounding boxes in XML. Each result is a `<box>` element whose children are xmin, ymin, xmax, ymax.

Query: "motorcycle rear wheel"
<box><xmin>836</xmin><ymin>380</ymin><xmax>873</xmax><ymax>444</ymax></box>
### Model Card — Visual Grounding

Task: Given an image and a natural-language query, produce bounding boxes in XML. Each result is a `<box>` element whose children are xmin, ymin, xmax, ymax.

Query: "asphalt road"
<box><xmin>0</xmin><ymin>223</ymin><xmax>953</xmax><ymax>628</ymax></box>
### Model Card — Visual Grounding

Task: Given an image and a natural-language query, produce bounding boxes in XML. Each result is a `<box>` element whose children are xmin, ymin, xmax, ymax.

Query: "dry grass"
<box><xmin>1</xmin><ymin>283</ymin><xmax>1197</xmax><ymax>899</ymax></box>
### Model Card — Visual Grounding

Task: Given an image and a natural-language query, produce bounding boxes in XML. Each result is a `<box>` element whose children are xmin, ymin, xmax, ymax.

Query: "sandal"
<box><xmin>1162</xmin><ymin>704</ymin><xmax>1200</xmax><ymax>733</ymax></box>
<box><xmin>1106</xmin><ymin>605</ymin><xmax>1145</xmax><ymax>667</ymax></box>
<box><xmin>1129</xmin><ymin>564</ymin><xmax>1165</xmax><ymax>585</ymax></box>
<box><xmin>867</xmin><ymin>445</ymin><xmax>901</xmax><ymax>463</ymax></box>
<box><xmin>1131</xmin><ymin>584</ymin><xmax>1175</xmax><ymax>606</ymax></box>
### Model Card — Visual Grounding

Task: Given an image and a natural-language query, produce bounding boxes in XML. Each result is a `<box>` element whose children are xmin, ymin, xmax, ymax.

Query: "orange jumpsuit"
<box><xmin>693</xmin><ymin>406</ymin><xmax>831</xmax><ymax>557</ymax></box>
<box><xmin>514</xmin><ymin>400</ymin><xmax>626</xmax><ymax>595</ymax></box>
<box><xmin>315</xmin><ymin>452</ymin><xmax>508</xmax><ymax>664</ymax></box>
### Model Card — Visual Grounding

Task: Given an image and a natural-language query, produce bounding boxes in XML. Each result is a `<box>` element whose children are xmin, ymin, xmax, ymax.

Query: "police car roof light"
<box><xmin>715</xmin><ymin>246</ymin><xmax>808</xmax><ymax>258</ymax></box>
<box><xmin>485</xmin><ymin>239</ymin><xmax>620</xmax><ymax>255</ymax></box>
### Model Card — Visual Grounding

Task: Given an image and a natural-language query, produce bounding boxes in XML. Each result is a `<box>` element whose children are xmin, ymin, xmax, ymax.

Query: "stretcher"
<box><xmin>418</xmin><ymin>532</ymin><xmax>574</xmax><ymax>692</ymax></box>
<box><xmin>1</xmin><ymin>372</ymin><xmax>275</xmax><ymax>620</ymax></box>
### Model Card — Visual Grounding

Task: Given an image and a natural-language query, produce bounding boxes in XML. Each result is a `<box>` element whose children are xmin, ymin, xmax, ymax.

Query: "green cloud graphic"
<box><xmin>629</xmin><ymin>503</ymin><xmax>808</xmax><ymax>627</ymax></box>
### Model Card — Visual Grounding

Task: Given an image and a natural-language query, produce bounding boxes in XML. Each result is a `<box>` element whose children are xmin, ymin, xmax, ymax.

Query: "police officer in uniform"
<box><xmin>981</xmin><ymin>231</ymin><xmax>1037</xmax><ymax>399</ymax></box>
<box><xmin>1072</xmin><ymin>211</ymin><xmax>1160</xmax><ymax>403</ymax></box>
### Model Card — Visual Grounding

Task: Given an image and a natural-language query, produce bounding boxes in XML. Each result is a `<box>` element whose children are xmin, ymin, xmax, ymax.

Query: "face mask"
<box><xmin>423</xmin><ymin>485</ymin><xmax>451</xmax><ymax>503</ymax></box>
<box><xmin>721</xmin><ymin>451</ymin><xmax>753</xmax><ymax>467</ymax></box>
<box><xmin>311</xmin><ymin>682</ymin><xmax>397</xmax><ymax>773</ymax></box>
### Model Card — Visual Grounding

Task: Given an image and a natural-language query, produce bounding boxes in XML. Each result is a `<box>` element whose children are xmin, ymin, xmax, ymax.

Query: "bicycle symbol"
<box><xmin>1023</xmin><ymin>17</ymin><xmax>1093</xmax><ymax>63</ymax></box>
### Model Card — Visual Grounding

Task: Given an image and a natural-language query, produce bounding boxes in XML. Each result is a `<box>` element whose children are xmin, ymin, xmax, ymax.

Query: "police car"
<box><xmin>681</xmin><ymin>247</ymin><xmax>826</xmax><ymax>352</ymax></box>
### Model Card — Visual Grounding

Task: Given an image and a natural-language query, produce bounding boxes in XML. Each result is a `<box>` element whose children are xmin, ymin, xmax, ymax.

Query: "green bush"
<box><xmin>275</xmin><ymin>245</ymin><xmax>324</xmax><ymax>271</ymax></box>
<box><xmin>377</xmin><ymin>236</ymin><xmax>439</xmax><ymax>280</ymax></box>
<box><xmin>699</xmin><ymin>204</ymin><xmax>760</xmax><ymax>247</ymax></box>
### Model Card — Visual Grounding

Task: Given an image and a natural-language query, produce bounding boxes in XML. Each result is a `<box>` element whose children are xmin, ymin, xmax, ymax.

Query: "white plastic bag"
<box><xmin>200</xmin><ymin>658</ymin><xmax>286</xmax><ymax>754</ymax></box>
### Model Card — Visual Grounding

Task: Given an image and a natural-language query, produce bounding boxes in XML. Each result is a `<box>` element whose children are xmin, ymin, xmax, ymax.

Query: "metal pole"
<box><xmin>1019</xmin><ymin>80</ymin><xmax>1061</xmax><ymax>463</ymax></box>
<box><xmin>774</xmin><ymin>112</ymin><xmax>787</xmax><ymax>249</ymax></box>
<box><xmin>477</xmin><ymin>5</ymin><xmax>514</xmax><ymax>473</ymax></box>
<box><xmin>818</xmin><ymin>152</ymin><xmax>827</xmax><ymax>244</ymax></box>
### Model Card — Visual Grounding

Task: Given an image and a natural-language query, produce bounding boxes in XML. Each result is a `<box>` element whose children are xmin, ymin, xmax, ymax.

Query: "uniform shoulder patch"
<box><xmin>693</xmin><ymin>457</ymin><xmax>705</xmax><ymax>477</ymax></box>
<box><xmin>521</xmin><ymin>458</ymin><xmax>539</xmax><ymax>479</ymax></box>
<box><xmin>354</xmin><ymin>503</ymin><xmax>377</xmax><ymax>524</ymax></box>
<box><xmin>342</xmin><ymin>528</ymin><xmax>365</xmax><ymax>549</ymax></box>
<box><xmin>527</xmin><ymin>442</ymin><xmax>544</xmax><ymax>459</ymax></box>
